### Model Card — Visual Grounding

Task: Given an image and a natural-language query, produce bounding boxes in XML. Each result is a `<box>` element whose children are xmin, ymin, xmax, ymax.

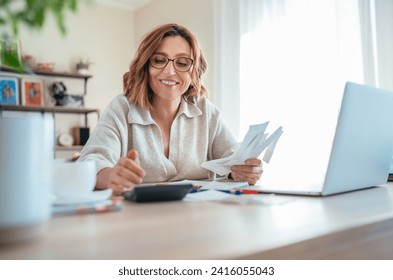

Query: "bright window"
<box><xmin>237</xmin><ymin>0</ymin><xmax>368</xmax><ymax>179</ymax></box>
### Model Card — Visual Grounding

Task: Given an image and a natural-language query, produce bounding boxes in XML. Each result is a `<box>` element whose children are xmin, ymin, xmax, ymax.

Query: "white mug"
<box><xmin>52</xmin><ymin>160</ymin><xmax>96</xmax><ymax>200</ymax></box>
<box><xmin>0</xmin><ymin>115</ymin><xmax>54</xmax><ymax>244</ymax></box>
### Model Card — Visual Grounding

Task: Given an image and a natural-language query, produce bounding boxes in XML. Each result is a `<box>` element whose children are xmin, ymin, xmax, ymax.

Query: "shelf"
<box><xmin>1</xmin><ymin>67</ymin><xmax>96</xmax><ymax>159</ymax></box>
<box><xmin>0</xmin><ymin>66</ymin><xmax>92</xmax><ymax>80</ymax></box>
<box><xmin>56</xmin><ymin>145</ymin><xmax>84</xmax><ymax>151</ymax></box>
<box><xmin>0</xmin><ymin>104</ymin><xmax>100</xmax><ymax>115</ymax></box>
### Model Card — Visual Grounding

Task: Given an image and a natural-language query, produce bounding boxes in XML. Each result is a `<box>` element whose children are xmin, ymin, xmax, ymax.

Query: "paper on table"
<box><xmin>201</xmin><ymin>122</ymin><xmax>283</xmax><ymax>176</ymax></box>
<box><xmin>187</xmin><ymin>179</ymin><xmax>249</xmax><ymax>190</ymax></box>
<box><xmin>183</xmin><ymin>190</ymin><xmax>268</xmax><ymax>205</ymax></box>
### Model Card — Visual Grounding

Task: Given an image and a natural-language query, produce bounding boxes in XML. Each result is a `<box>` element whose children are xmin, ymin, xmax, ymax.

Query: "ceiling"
<box><xmin>96</xmin><ymin>0</ymin><xmax>152</xmax><ymax>10</ymax></box>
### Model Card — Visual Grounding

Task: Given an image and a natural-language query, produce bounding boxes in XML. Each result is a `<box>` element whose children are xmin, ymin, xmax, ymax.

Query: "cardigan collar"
<box><xmin>127</xmin><ymin>97</ymin><xmax>202</xmax><ymax>125</ymax></box>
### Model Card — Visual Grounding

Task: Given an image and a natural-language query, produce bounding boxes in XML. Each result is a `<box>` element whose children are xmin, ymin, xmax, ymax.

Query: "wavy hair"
<box><xmin>124</xmin><ymin>23</ymin><xmax>208</xmax><ymax>109</ymax></box>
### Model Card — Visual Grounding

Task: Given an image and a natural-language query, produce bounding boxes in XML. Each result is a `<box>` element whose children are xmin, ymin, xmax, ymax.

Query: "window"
<box><xmin>215</xmin><ymin>0</ymin><xmax>385</xmax><ymax>177</ymax></box>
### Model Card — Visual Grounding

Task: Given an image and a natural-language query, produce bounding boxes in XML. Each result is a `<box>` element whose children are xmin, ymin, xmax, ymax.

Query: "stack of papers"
<box><xmin>201</xmin><ymin>122</ymin><xmax>283</xmax><ymax>175</ymax></box>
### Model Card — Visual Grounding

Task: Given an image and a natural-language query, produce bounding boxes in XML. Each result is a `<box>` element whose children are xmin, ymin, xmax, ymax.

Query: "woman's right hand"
<box><xmin>96</xmin><ymin>149</ymin><xmax>146</xmax><ymax>195</ymax></box>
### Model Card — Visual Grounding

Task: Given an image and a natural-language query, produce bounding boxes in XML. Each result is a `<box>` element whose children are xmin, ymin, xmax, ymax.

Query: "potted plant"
<box><xmin>76</xmin><ymin>58</ymin><xmax>93</xmax><ymax>75</ymax></box>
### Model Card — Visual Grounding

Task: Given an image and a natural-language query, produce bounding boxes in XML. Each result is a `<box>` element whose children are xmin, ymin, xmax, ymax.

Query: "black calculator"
<box><xmin>123</xmin><ymin>184</ymin><xmax>193</xmax><ymax>202</ymax></box>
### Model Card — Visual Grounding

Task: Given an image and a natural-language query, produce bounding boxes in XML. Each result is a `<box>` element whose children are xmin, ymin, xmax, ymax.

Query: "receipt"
<box><xmin>201</xmin><ymin>122</ymin><xmax>283</xmax><ymax>175</ymax></box>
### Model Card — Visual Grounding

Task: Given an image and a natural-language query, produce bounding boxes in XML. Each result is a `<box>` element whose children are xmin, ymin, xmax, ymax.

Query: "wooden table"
<box><xmin>1</xmin><ymin>184</ymin><xmax>393</xmax><ymax>259</ymax></box>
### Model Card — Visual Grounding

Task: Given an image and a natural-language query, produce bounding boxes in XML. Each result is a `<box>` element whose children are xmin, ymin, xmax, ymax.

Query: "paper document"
<box><xmin>186</xmin><ymin>179</ymin><xmax>248</xmax><ymax>190</ymax></box>
<box><xmin>201</xmin><ymin>122</ymin><xmax>283</xmax><ymax>176</ymax></box>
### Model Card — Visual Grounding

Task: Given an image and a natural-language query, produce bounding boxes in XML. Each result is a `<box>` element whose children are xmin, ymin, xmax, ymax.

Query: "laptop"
<box><xmin>257</xmin><ymin>82</ymin><xmax>393</xmax><ymax>196</ymax></box>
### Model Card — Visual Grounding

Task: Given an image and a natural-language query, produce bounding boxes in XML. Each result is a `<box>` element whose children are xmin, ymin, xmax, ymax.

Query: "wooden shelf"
<box><xmin>0</xmin><ymin>66</ymin><xmax>92</xmax><ymax>80</ymax></box>
<box><xmin>1</xmin><ymin>67</ymin><xmax>97</xmax><ymax>158</ymax></box>
<box><xmin>0</xmin><ymin>104</ymin><xmax>99</xmax><ymax>115</ymax></box>
<box><xmin>56</xmin><ymin>145</ymin><xmax>84</xmax><ymax>151</ymax></box>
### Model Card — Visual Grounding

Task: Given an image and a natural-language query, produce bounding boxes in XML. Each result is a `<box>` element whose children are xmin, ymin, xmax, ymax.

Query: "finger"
<box><xmin>232</xmin><ymin>172</ymin><xmax>259</xmax><ymax>185</ymax></box>
<box><xmin>245</xmin><ymin>158</ymin><xmax>262</xmax><ymax>166</ymax></box>
<box><xmin>127</xmin><ymin>149</ymin><xmax>139</xmax><ymax>163</ymax></box>
<box><xmin>112</xmin><ymin>167</ymin><xmax>142</xmax><ymax>185</ymax></box>
<box><xmin>109</xmin><ymin>182</ymin><xmax>129</xmax><ymax>195</ymax></box>
<box><xmin>109</xmin><ymin>174</ymin><xmax>138</xmax><ymax>195</ymax></box>
<box><xmin>231</xmin><ymin>168</ymin><xmax>263</xmax><ymax>185</ymax></box>
<box><xmin>118</xmin><ymin>157</ymin><xmax>146</xmax><ymax>178</ymax></box>
<box><xmin>231</xmin><ymin>165</ymin><xmax>263</xmax><ymax>174</ymax></box>
<box><xmin>236</xmin><ymin>170</ymin><xmax>261</xmax><ymax>182</ymax></box>
<box><xmin>230</xmin><ymin>171</ymin><xmax>244</xmax><ymax>181</ymax></box>
<box><xmin>232</xmin><ymin>171</ymin><xmax>259</xmax><ymax>185</ymax></box>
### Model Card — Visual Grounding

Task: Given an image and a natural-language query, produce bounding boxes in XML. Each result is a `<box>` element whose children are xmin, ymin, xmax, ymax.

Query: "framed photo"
<box><xmin>21</xmin><ymin>78</ymin><xmax>44</xmax><ymax>106</ymax></box>
<box><xmin>0</xmin><ymin>76</ymin><xmax>19</xmax><ymax>105</ymax></box>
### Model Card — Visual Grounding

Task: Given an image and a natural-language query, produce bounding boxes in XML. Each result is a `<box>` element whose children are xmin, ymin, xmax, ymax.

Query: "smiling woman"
<box><xmin>78</xmin><ymin>23</ymin><xmax>263</xmax><ymax>195</ymax></box>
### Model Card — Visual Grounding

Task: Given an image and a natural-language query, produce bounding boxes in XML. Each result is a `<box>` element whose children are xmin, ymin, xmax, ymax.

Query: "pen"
<box><xmin>189</xmin><ymin>188</ymin><xmax>262</xmax><ymax>195</ymax></box>
<box><xmin>234</xmin><ymin>189</ymin><xmax>264</xmax><ymax>194</ymax></box>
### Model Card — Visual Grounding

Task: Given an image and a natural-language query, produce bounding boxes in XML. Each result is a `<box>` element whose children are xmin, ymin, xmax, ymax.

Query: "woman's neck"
<box><xmin>150</xmin><ymin>96</ymin><xmax>181</xmax><ymax>124</ymax></box>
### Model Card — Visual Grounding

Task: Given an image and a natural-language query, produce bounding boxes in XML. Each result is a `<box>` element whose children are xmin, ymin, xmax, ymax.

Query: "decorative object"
<box><xmin>21</xmin><ymin>55</ymin><xmax>36</xmax><ymax>69</ymax></box>
<box><xmin>76</xmin><ymin>58</ymin><xmax>93</xmax><ymax>75</ymax></box>
<box><xmin>50</xmin><ymin>81</ymin><xmax>84</xmax><ymax>107</ymax></box>
<box><xmin>58</xmin><ymin>132</ymin><xmax>74</xmax><ymax>147</ymax></box>
<box><xmin>0</xmin><ymin>76</ymin><xmax>19</xmax><ymax>105</ymax></box>
<box><xmin>0</xmin><ymin>38</ymin><xmax>22</xmax><ymax>70</ymax></box>
<box><xmin>35</xmin><ymin>62</ymin><xmax>55</xmax><ymax>72</ymax></box>
<box><xmin>21</xmin><ymin>78</ymin><xmax>44</xmax><ymax>106</ymax></box>
<box><xmin>72</xmin><ymin>127</ymin><xmax>90</xmax><ymax>145</ymax></box>
<box><xmin>50</xmin><ymin>81</ymin><xmax>67</xmax><ymax>106</ymax></box>
<box><xmin>63</xmin><ymin>94</ymin><xmax>84</xmax><ymax>108</ymax></box>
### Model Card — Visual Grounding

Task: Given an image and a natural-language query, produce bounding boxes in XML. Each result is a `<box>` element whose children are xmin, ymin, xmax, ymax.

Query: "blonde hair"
<box><xmin>124</xmin><ymin>23</ymin><xmax>208</xmax><ymax>109</ymax></box>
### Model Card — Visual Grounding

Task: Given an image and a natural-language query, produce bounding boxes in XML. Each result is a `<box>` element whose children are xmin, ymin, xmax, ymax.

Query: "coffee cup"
<box><xmin>52</xmin><ymin>160</ymin><xmax>96</xmax><ymax>200</ymax></box>
<box><xmin>0</xmin><ymin>115</ymin><xmax>53</xmax><ymax>245</ymax></box>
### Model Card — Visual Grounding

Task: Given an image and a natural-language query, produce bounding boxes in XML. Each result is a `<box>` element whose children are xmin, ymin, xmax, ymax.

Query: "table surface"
<box><xmin>1</xmin><ymin>184</ymin><xmax>393</xmax><ymax>260</ymax></box>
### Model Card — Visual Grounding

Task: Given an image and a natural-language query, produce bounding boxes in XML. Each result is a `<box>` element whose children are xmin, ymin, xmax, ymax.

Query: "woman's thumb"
<box><xmin>127</xmin><ymin>149</ymin><xmax>138</xmax><ymax>161</ymax></box>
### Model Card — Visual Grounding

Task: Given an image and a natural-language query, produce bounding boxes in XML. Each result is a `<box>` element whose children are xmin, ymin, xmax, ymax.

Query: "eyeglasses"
<box><xmin>149</xmin><ymin>54</ymin><xmax>194</xmax><ymax>72</ymax></box>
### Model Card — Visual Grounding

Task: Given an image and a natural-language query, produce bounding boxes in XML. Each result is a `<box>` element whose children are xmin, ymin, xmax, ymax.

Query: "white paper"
<box><xmin>187</xmin><ymin>179</ymin><xmax>249</xmax><ymax>190</ymax></box>
<box><xmin>201</xmin><ymin>122</ymin><xmax>283</xmax><ymax>175</ymax></box>
<box><xmin>184</xmin><ymin>190</ymin><xmax>295</xmax><ymax>205</ymax></box>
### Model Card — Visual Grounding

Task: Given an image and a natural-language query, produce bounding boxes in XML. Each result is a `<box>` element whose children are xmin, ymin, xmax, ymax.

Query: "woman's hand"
<box><xmin>230</xmin><ymin>158</ymin><xmax>263</xmax><ymax>185</ymax></box>
<box><xmin>96</xmin><ymin>149</ymin><xmax>146</xmax><ymax>195</ymax></box>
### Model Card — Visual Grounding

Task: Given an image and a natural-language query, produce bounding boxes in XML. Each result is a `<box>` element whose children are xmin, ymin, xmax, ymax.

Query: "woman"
<box><xmin>79</xmin><ymin>23</ymin><xmax>263</xmax><ymax>195</ymax></box>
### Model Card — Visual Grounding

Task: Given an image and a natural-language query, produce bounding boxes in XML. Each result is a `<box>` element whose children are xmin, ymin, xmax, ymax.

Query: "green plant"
<box><xmin>0</xmin><ymin>0</ymin><xmax>87</xmax><ymax>71</ymax></box>
<box><xmin>77</xmin><ymin>57</ymin><xmax>94</xmax><ymax>67</ymax></box>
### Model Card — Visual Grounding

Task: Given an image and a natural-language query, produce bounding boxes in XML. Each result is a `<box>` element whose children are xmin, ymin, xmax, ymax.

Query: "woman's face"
<box><xmin>148</xmin><ymin>36</ymin><xmax>193</xmax><ymax>102</ymax></box>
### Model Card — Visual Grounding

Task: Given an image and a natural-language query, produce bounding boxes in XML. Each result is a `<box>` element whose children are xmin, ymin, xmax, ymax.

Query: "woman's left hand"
<box><xmin>230</xmin><ymin>158</ymin><xmax>263</xmax><ymax>185</ymax></box>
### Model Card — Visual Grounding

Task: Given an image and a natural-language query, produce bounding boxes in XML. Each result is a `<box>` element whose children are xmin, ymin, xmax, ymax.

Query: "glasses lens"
<box><xmin>174</xmin><ymin>57</ymin><xmax>193</xmax><ymax>72</ymax></box>
<box><xmin>150</xmin><ymin>55</ymin><xmax>193</xmax><ymax>72</ymax></box>
<box><xmin>150</xmin><ymin>55</ymin><xmax>168</xmax><ymax>69</ymax></box>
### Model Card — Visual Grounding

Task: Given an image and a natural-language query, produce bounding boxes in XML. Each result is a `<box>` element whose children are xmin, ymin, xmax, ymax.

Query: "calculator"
<box><xmin>123</xmin><ymin>184</ymin><xmax>193</xmax><ymax>202</ymax></box>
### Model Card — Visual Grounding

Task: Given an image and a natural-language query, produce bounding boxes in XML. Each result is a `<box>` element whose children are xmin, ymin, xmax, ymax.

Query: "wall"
<box><xmin>133</xmin><ymin>0</ymin><xmax>216</xmax><ymax>102</ymax></box>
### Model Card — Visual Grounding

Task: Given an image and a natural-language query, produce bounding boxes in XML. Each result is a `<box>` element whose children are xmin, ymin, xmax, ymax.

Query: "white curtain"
<box><xmin>215</xmin><ymin>0</ymin><xmax>385</xmax><ymax>181</ymax></box>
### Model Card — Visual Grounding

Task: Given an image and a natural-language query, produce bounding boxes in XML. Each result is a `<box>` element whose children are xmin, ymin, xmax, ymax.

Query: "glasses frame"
<box><xmin>149</xmin><ymin>54</ymin><xmax>194</xmax><ymax>72</ymax></box>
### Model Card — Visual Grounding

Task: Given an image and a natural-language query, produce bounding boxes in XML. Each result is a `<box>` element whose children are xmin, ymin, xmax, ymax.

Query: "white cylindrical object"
<box><xmin>0</xmin><ymin>115</ymin><xmax>54</xmax><ymax>244</ymax></box>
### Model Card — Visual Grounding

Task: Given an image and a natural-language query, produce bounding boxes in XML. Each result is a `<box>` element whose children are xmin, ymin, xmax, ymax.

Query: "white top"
<box><xmin>78</xmin><ymin>95</ymin><xmax>238</xmax><ymax>183</ymax></box>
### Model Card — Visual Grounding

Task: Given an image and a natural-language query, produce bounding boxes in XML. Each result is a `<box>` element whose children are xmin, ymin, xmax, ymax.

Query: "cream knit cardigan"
<box><xmin>79</xmin><ymin>94</ymin><xmax>238</xmax><ymax>183</ymax></box>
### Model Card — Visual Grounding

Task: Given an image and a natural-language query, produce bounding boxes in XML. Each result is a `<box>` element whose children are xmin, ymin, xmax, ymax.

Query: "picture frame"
<box><xmin>21</xmin><ymin>78</ymin><xmax>44</xmax><ymax>106</ymax></box>
<box><xmin>0</xmin><ymin>76</ymin><xmax>19</xmax><ymax>105</ymax></box>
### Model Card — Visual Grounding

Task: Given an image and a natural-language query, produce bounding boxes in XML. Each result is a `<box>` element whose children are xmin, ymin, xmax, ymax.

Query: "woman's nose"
<box><xmin>163</xmin><ymin>60</ymin><xmax>176</xmax><ymax>74</ymax></box>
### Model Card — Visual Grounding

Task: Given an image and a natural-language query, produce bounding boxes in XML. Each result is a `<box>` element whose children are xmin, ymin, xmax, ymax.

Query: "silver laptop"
<box><xmin>257</xmin><ymin>82</ymin><xmax>393</xmax><ymax>196</ymax></box>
